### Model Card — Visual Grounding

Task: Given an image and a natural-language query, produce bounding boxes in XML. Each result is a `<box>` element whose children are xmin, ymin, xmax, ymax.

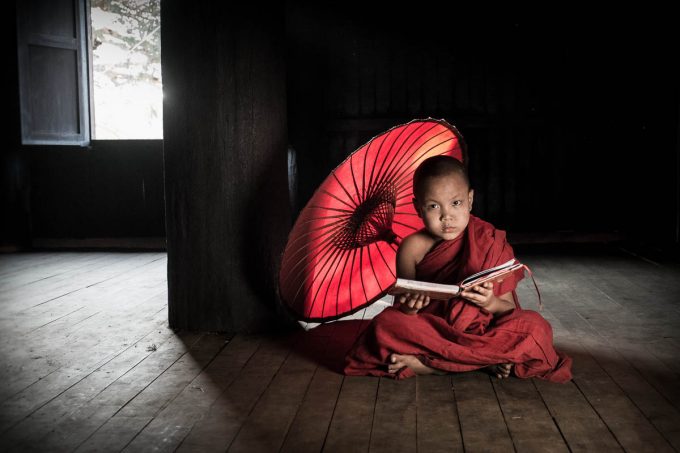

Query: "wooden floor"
<box><xmin>0</xmin><ymin>247</ymin><xmax>679</xmax><ymax>452</ymax></box>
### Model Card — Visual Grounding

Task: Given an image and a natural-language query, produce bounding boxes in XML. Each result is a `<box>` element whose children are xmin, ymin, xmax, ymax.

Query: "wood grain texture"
<box><xmin>162</xmin><ymin>1</ymin><xmax>291</xmax><ymax>332</ymax></box>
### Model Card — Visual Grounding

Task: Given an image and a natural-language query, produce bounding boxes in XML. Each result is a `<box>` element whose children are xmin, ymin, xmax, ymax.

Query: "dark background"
<box><xmin>286</xmin><ymin>5</ymin><xmax>679</xmax><ymax>246</ymax></box>
<box><xmin>4</xmin><ymin>3</ymin><xmax>679</xmax><ymax>331</ymax></box>
<box><xmin>5</xmin><ymin>5</ymin><xmax>678</xmax><ymax>250</ymax></box>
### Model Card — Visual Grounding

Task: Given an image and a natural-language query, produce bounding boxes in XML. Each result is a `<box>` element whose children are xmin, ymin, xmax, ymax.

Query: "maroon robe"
<box><xmin>343</xmin><ymin>215</ymin><xmax>573</xmax><ymax>383</ymax></box>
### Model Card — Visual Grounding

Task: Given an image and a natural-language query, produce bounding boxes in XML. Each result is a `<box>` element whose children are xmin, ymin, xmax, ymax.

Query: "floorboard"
<box><xmin>1</xmin><ymin>248</ymin><xmax>679</xmax><ymax>452</ymax></box>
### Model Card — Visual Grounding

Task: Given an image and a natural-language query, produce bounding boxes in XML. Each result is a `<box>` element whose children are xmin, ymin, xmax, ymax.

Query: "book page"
<box><xmin>460</xmin><ymin>258</ymin><xmax>517</xmax><ymax>286</ymax></box>
<box><xmin>388</xmin><ymin>278</ymin><xmax>461</xmax><ymax>300</ymax></box>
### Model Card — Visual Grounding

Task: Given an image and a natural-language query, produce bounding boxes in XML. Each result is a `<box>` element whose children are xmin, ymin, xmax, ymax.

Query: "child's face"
<box><xmin>413</xmin><ymin>173</ymin><xmax>474</xmax><ymax>241</ymax></box>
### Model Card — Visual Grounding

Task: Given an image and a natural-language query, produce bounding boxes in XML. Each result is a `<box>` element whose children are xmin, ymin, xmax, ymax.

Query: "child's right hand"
<box><xmin>396</xmin><ymin>292</ymin><xmax>431</xmax><ymax>315</ymax></box>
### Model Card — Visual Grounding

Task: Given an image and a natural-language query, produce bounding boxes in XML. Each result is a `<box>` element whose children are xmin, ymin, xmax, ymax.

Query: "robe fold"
<box><xmin>343</xmin><ymin>215</ymin><xmax>573</xmax><ymax>383</ymax></box>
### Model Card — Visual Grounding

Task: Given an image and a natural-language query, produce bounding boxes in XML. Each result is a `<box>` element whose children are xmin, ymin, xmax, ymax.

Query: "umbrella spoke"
<box><xmin>361</xmin><ymin>137</ymin><xmax>377</xmax><ymax>204</ymax></box>
<box><xmin>392</xmin><ymin>147</ymin><xmax>454</xmax><ymax>194</ymax></box>
<box><xmin>309</xmin><ymin>245</ymin><xmax>349</xmax><ymax>319</ymax></box>
<box><xmin>283</xmin><ymin>219</ymin><xmax>351</xmax><ymax>285</ymax></box>
<box><xmin>331</xmin><ymin>172</ymin><xmax>359</xmax><ymax>209</ymax></box>
<box><xmin>374</xmin><ymin>242</ymin><xmax>396</xmax><ymax>280</ymax></box>
<box><xmin>366</xmin><ymin>124</ymin><xmax>409</xmax><ymax>202</ymax></box>
<box><xmin>378</xmin><ymin>128</ymin><xmax>451</xmax><ymax>196</ymax></box>
<box><xmin>392</xmin><ymin>219</ymin><xmax>420</xmax><ymax>230</ymax></box>
<box><xmin>366</xmin><ymin>242</ymin><xmax>386</xmax><ymax>292</ymax></box>
<box><xmin>317</xmin><ymin>189</ymin><xmax>356</xmax><ymax>211</ymax></box>
<box><xmin>367</xmin><ymin>121</ymin><xmax>430</xmax><ymax>201</ymax></box>
<box><xmin>279</xmin><ymin>119</ymin><xmax>466</xmax><ymax>320</ymax></box>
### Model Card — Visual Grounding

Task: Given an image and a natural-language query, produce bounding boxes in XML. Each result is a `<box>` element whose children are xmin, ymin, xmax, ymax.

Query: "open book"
<box><xmin>388</xmin><ymin>259</ymin><xmax>526</xmax><ymax>300</ymax></box>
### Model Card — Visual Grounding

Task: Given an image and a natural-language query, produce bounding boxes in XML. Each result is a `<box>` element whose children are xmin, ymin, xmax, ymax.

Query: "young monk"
<box><xmin>343</xmin><ymin>155</ymin><xmax>573</xmax><ymax>382</ymax></box>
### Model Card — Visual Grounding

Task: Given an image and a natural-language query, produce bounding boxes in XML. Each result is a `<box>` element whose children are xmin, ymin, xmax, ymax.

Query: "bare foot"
<box><xmin>485</xmin><ymin>363</ymin><xmax>513</xmax><ymax>379</ymax></box>
<box><xmin>387</xmin><ymin>353</ymin><xmax>446</xmax><ymax>375</ymax></box>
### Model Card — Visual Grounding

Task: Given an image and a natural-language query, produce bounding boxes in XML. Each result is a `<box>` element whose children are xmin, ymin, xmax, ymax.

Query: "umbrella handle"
<box><xmin>382</xmin><ymin>230</ymin><xmax>401</xmax><ymax>247</ymax></box>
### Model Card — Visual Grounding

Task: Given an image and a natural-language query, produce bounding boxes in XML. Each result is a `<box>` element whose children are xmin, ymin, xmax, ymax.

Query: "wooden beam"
<box><xmin>162</xmin><ymin>1</ymin><xmax>291</xmax><ymax>332</ymax></box>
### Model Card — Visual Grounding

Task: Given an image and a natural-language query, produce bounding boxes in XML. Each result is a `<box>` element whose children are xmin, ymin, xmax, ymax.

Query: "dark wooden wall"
<box><xmin>286</xmin><ymin>5</ymin><xmax>680</xmax><ymax>244</ymax></box>
<box><xmin>27</xmin><ymin>140</ymin><xmax>165</xmax><ymax>239</ymax></box>
<box><xmin>4</xmin><ymin>2</ymin><xmax>165</xmax><ymax>251</ymax></box>
<box><xmin>162</xmin><ymin>2</ymin><xmax>291</xmax><ymax>332</ymax></box>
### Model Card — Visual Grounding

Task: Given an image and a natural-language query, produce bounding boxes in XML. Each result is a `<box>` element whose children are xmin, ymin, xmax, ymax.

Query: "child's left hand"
<box><xmin>461</xmin><ymin>281</ymin><xmax>498</xmax><ymax>312</ymax></box>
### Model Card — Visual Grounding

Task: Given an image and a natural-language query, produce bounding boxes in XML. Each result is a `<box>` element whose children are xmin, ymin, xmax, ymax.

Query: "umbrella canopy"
<box><xmin>279</xmin><ymin>118</ymin><xmax>467</xmax><ymax>322</ymax></box>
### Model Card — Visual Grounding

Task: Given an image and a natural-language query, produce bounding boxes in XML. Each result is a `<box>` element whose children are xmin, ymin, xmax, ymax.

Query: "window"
<box><xmin>90</xmin><ymin>0</ymin><xmax>162</xmax><ymax>139</ymax></box>
<box><xmin>15</xmin><ymin>0</ymin><xmax>162</xmax><ymax>145</ymax></box>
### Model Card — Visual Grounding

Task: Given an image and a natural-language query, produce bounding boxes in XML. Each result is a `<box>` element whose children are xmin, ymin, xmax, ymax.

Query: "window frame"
<box><xmin>16</xmin><ymin>0</ymin><xmax>92</xmax><ymax>146</ymax></box>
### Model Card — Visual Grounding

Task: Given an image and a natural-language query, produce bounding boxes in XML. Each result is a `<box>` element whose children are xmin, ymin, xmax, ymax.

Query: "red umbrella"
<box><xmin>279</xmin><ymin>118</ymin><xmax>467</xmax><ymax>322</ymax></box>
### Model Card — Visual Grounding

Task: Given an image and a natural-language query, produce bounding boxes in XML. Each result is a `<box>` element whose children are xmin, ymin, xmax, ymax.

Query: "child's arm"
<box><xmin>395</xmin><ymin>234</ymin><xmax>431</xmax><ymax>315</ymax></box>
<box><xmin>460</xmin><ymin>281</ymin><xmax>515</xmax><ymax>316</ymax></box>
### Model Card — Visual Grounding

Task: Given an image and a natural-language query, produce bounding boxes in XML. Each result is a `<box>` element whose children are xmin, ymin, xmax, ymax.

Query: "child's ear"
<box><xmin>468</xmin><ymin>189</ymin><xmax>474</xmax><ymax>210</ymax></box>
<box><xmin>412</xmin><ymin>197</ymin><xmax>422</xmax><ymax>218</ymax></box>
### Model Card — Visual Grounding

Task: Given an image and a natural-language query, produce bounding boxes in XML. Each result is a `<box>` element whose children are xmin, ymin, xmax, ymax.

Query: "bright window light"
<box><xmin>90</xmin><ymin>0</ymin><xmax>162</xmax><ymax>139</ymax></box>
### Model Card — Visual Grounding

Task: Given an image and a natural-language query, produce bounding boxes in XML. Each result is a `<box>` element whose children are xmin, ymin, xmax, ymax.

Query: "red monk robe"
<box><xmin>343</xmin><ymin>215</ymin><xmax>573</xmax><ymax>383</ymax></box>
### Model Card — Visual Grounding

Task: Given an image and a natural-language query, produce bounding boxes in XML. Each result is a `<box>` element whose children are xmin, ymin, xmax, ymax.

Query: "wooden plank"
<box><xmin>0</xmin><ymin>252</ymin><xmax>130</xmax><ymax>305</ymax></box>
<box><xmin>279</xmin><ymin>366</ymin><xmax>343</xmax><ymax>453</ymax></box>
<box><xmin>0</xmin><ymin>286</ymin><xmax>168</xmax><ymax>403</ymax></box>
<box><xmin>119</xmin><ymin>335</ymin><xmax>261</xmax><ymax>453</ymax></box>
<box><xmin>416</xmin><ymin>375</ymin><xmax>464</xmax><ymax>453</ymax></box>
<box><xmin>369</xmin><ymin>377</ymin><xmax>416</xmax><ymax>453</ymax></box>
<box><xmin>534</xmin><ymin>378</ymin><xmax>622</xmax><ymax>452</ymax></box>
<box><xmin>453</xmin><ymin>371</ymin><xmax>514</xmax><ymax>452</ymax></box>
<box><xmin>580</xmin><ymin>338</ymin><xmax>680</xmax><ymax>450</ymax></box>
<box><xmin>0</xmin><ymin>303</ymin><xmax>172</xmax><ymax>431</ymax></box>
<box><xmin>322</xmin><ymin>376</ymin><xmax>378</xmax><ymax>452</ymax></box>
<box><xmin>0</xmin><ymin>313</ymin><xmax>177</xmax><ymax>451</ymax></box>
<box><xmin>72</xmin><ymin>334</ymin><xmax>226</xmax><ymax>452</ymax></box>
<box><xmin>491</xmin><ymin>377</ymin><xmax>569</xmax><ymax>452</ymax></box>
<box><xmin>226</xmin><ymin>337</ymin><xmax>324</xmax><ymax>452</ymax></box>
<box><xmin>31</xmin><ymin>331</ymin><xmax>203</xmax><ymax>452</ymax></box>
<box><xmin>569</xmin><ymin>344</ymin><xmax>674</xmax><ymax>452</ymax></box>
<box><xmin>0</xmin><ymin>252</ymin><xmax>103</xmax><ymax>282</ymax></box>
<box><xmin>175</xmin><ymin>335</ymin><xmax>295</xmax><ymax>452</ymax></box>
<box><xmin>0</xmin><ymin>253</ymin><xmax>163</xmax><ymax>314</ymax></box>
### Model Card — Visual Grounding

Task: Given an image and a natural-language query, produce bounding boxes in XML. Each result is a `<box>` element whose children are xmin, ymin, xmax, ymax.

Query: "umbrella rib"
<box><xmin>308</xmin><ymin>204</ymin><xmax>354</xmax><ymax>215</ymax></box>
<box><xmin>365</xmin><ymin>131</ymin><xmax>390</xmax><ymax>202</ymax></box>
<box><xmin>375</xmin><ymin>242</ymin><xmax>396</xmax><ymax>280</ymax></box>
<box><xmin>333</xmin><ymin>244</ymin><xmax>352</xmax><ymax>318</ymax></box>
<box><xmin>284</xmin><ymin>222</ymin><xmax>351</xmax><ymax>291</ymax></box>
<box><xmin>286</xmin><ymin>233</ymin><xmax>341</xmax><ymax>304</ymax></box>
<box><xmin>283</xmin><ymin>218</ymin><xmax>349</xmax><ymax>286</ymax></box>
<box><xmin>367</xmin><ymin>122</ymin><xmax>428</xmax><ymax>202</ymax></box>
<box><xmin>366</xmin><ymin>242</ymin><xmax>384</xmax><ymax>292</ymax></box>
<box><xmin>319</xmin><ymin>189</ymin><xmax>356</xmax><ymax>210</ymax></box>
<box><xmin>283</xmin><ymin>219</ymin><xmax>348</xmax><ymax>262</ymax></box>
<box><xmin>392</xmin><ymin>219</ymin><xmax>420</xmax><ymax>231</ymax></box>
<box><xmin>305</xmin><ymin>247</ymin><xmax>344</xmax><ymax>319</ymax></box>
<box><xmin>308</xmin><ymin>244</ymin><xmax>347</xmax><ymax>320</ymax></box>
<box><xmin>366</xmin><ymin>125</ymin><xmax>408</xmax><ymax>202</ymax></box>
<box><xmin>349</xmin><ymin>153</ymin><xmax>363</xmax><ymax>206</ymax></box>
<box><xmin>391</xmin><ymin>145</ymin><xmax>454</xmax><ymax>195</ymax></box>
<box><xmin>368</xmin><ymin>122</ymin><xmax>436</xmax><ymax>200</ymax></box>
<box><xmin>348</xmin><ymin>246</ymin><xmax>359</xmax><ymax>311</ymax></box>
<box><xmin>376</xmin><ymin>127</ymin><xmax>450</xmax><ymax>198</ymax></box>
<box><xmin>361</xmin><ymin>137</ymin><xmax>375</xmax><ymax>204</ymax></box>
<box><xmin>358</xmin><ymin>247</ymin><xmax>369</xmax><ymax>305</ymax></box>
<box><xmin>331</xmin><ymin>172</ymin><xmax>359</xmax><ymax>209</ymax></box>
<box><xmin>317</xmin><ymin>245</ymin><xmax>349</xmax><ymax>319</ymax></box>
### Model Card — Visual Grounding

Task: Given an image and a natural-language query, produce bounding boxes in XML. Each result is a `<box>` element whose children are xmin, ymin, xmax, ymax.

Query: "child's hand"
<box><xmin>462</xmin><ymin>282</ymin><xmax>516</xmax><ymax>316</ymax></box>
<box><xmin>396</xmin><ymin>292</ymin><xmax>430</xmax><ymax>315</ymax></box>
<box><xmin>461</xmin><ymin>281</ymin><xmax>499</xmax><ymax>312</ymax></box>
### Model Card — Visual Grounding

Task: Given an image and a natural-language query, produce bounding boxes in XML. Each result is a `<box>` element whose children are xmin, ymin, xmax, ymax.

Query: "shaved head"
<box><xmin>412</xmin><ymin>155</ymin><xmax>470</xmax><ymax>201</ymax></box>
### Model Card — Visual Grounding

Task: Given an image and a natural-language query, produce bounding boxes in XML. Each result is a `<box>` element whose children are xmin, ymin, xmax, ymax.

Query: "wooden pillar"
<box><xmin>162</xmin><ymin>2</ymin><xmax>291</xmax><ymax>332</ymax></box>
